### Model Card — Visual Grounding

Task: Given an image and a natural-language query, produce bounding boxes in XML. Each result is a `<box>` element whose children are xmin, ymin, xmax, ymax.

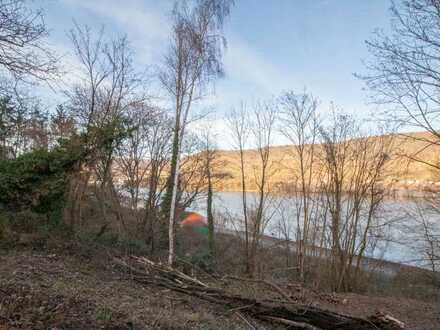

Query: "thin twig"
<box><xmin>262</xmin><ymin>316</ymin><xmax>322</xmax><ymax>330</ymax></box>
<box><xmin>235</xmin><ymin>312</ymin><xmax>256</xmax><ymax>330</ymax></box>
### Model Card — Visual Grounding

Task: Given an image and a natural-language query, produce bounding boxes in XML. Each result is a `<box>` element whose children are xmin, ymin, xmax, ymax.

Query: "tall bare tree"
<box><xmin>227</xmin><ymin>104</ymin><xmax>251</xmax><ymax>273</ymax></box>
<box><xmin>362</xmin><ymin>0</ymin><xmax>440</xmax><ymax>168</ymax></box>
<box><xmin>65</xmin><ymin>24</ymin><xmax>145</xmax><ymax>232</ymax></box>
<box><xmin>249</xmin><ymin>101</ymin><xmax>277</xmax><ymax>276</ymax></box>
<box><xmin>199</xmin><ymin>127</ymin><xmax>228</xmax><ymax>259</ymax></box>
<box><xmin>362</xmin><ymin>0</ymin><xmax>440</xmax><ymax>285</ymax></box>
<box><xmin>319</xmin><ymin>110</ymin><xmax>393</xmax><ymax>291</ymax></box>
<box><xmin>160</xmin><ymin>0</ymin><xmax>233</xmax><ymax>266</ymax></box>
<box><xmin>143</xmin><ymin>110</ymin><xmax>173</xmax><ymax>253</ymax></box>
<box><xmin>278</xmin><ymin>90</ymin><xmax>320</xmax><ymax>281</ymax></box>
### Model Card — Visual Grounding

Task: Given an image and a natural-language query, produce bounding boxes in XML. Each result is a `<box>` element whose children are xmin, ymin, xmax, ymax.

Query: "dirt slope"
<box><xmin>0</xmin><ymin>247</ymin><xmax>438</xmax><ymax>329</ymax></box>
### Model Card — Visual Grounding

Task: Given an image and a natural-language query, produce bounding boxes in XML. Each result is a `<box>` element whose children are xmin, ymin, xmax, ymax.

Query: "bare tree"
<box><xmin>160</xmin><ymin>0</ymin><xmax>233</xmax><ymax>266</ymax></box>
<box><xmin>115</xmin><ymin>103</ymin><xmax>154</xmax><ymax>211</ymax></box>
<box><xmin>319</xmin><ymin>110</ymin><xmax>393</xmax><ymax>291</ymax></box>
<box><xmin>65</xmin><ymin>24</ymin><xmax>145</xmax><ymax>232</ymax></box>
<box><xmin>0</xmin><ymin>0</ymin><xmax>58</xmax><ymax>84</ymax></box>
<box><xmin>227</xmin><ymin>104</ymin><xmax>251</xmax><ymax>274</ymax></box>
<box><xmin>199</xmin><ymin>127</ymin><xmax>228</xmax><ymax>259</ymax></box>
<box><xmin>143</xmin><ymin>110</ymin><xmax>173</xmax><ymax>253</ymax></box>
<box><xmin>278</xmin><ymin>90</ymin><xmax>320</xmax><ymax>282</ymax></box>
<box><xmin>50</xmin><ymin>105</ymin><xmax>76</xmax><ymax>145</ymax></box>
<box><xmin>362</xmin><ymin>0</ymin><xmax>440</xmax><ymax>169</ymax></box>
<box><xmin>227</xmin><ymin>101</ymin><xmax>278</xmax><ymax>276</ymax></box>
<box><xmin>362</xmin><ymin>0</ymin><xmax>440</xmax><ymax>287</ymax></box>
<box><xmin>114</xmin><ymin>104</ymin><xmax>174</xmax><ymax>251</ymax></box>
<box><xmin>178</xmin><ymin>133</ymin><xmax>213</xmax><ymax>210</ymax></box>
<box><xmin>248</xmin><ymin>101</ymin><xmax>277</xmax><ymax>276</ymax></box>
<box><xmin>274</xmin><ymin>197</ymin><xmax>296</xmax><ymax>269</ymax></box>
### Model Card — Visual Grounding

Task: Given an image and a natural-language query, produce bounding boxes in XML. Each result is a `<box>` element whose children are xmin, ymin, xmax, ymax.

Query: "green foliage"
<box><xmin>0</xmin><ymin>113</ymin><xmax>134</xmax><ymax>231</ymax></box>
<box><xmin>0</xmin><ymin>96</ymin><xmax>16</xmax><ymax>143</ymax></box>
<box><xmin>0</xmin><ymin>137</ymin><xmax>83</xmax><ymax>216</ymax></box>
<box><xmin>185</xmin><ymin>250</ymin><xmax>214</xmax><ymax>272</ymax></box>
<box><xmin>88</xmin><ymin>117</ymin><xmax>133</xmax><ymax>157</ymax></box>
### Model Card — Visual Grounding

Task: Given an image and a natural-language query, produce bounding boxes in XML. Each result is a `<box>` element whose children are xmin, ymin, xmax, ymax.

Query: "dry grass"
<box><xmin>0</xmin><ymin>243</ymin><xmax>439</xmax><ymax>329</ymax></box>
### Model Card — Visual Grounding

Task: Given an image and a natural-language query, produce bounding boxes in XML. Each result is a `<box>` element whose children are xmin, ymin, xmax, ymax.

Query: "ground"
<box><xmin>0</xmin><ymin>245</ymin><xmax>439</xmax><ymax>329</ymax></box>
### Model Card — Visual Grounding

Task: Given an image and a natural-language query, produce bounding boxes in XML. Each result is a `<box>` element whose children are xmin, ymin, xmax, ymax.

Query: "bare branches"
<box><xmin>67</xmin><ymin>23</ymin><xmax>145</xmax><ymax>132</ymax></box>
<box><xmin>277</xmin><ymin>90</ymin><xmax>321</xmax><ymax>281</ymax></box>
<box><xmin>362</xmin><ymin>0</ymin><xmax>440</xmax><ymax>138</ymax></box>
<box><xmin>162</xmin><ymin>0</ymin><xmax>233</xmax><ymax>267</ymax></box>
<box><xmin>362</xmin><ymin>0</ymin><xmax>440</xmax><ymax>280</ymax></box>
<box><xmin>0</xmin><ymin>0</ymin><xmax>59</xmax><ymax>84</ymax></box>
<box><xmin>227</xmin><ymin>103</ymin><xmax>251</xmax><ymax>273</ymax></box>
<box><xmin>64</xmin><ymin>24</ymin><xmax>148</xmax><ymax>232</ymax></box>
<box><xmin>318</xmin><ymin>110</ymin><xmax>394</xmax><ymax>291</ymax></box>
<box><xmin>226</xmin><ymin>101</ymin><xmax>277</xmax><ymax>276</ymax></box>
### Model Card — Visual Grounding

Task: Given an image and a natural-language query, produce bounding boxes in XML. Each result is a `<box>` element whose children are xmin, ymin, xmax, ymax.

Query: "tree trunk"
<box><xmin>207</xmin><ymin>172</ymin><xmax>215</xmax><ymax>258</ymax></box>
<box><xmin>168</xmin><ymin>154</ymin><xmax>181</xmax><ymax>267</ymax></box>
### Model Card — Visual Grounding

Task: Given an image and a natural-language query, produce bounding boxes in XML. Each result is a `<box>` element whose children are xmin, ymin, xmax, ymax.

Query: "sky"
<box><xmin>37</xmin><ymin>0</ymin><xmax>393</xmax><ymax>146</ymax></box>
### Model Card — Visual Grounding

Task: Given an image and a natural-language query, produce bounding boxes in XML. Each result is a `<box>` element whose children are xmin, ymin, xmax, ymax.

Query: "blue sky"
<box><xmin>38</xmin><ymin>0</ymin><xmax>392</xmax><ymax>143</ymax></box>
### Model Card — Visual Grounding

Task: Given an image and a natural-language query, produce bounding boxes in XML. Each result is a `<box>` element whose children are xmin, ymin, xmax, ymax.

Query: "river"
<box><xmin>190</xmin><ymin>191</ymin><xmax>440</xmax><ymax>268</ymax></box>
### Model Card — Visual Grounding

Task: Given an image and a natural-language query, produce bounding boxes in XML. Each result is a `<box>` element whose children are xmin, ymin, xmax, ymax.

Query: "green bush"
<box><xmin>0</xmin><ymin>137</ymin><xmax>84</xmax><ymax>231</ymax></box>
<box><xmin>0</xmin><ymin>147</ymin><xmax>78</xmax><ymax>211</ymax></box>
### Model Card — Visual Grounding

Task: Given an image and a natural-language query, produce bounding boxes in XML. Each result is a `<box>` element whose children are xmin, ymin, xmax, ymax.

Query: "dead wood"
<box><xmin>369</xmin><ymin>312</ymin><xmax>405</xmax><ymax>330</ymax></box>
<box><xmin>223</xmin><ymin>275</ymin><xmax>295</xmax><ymax>303</ymax></box>
<box><xmin>114</xmin><ymin>256</ymin><xmax>404</xmax><ymax>330</ymax></box>
<box><xmin>262</xmin><ymin>316</ymin><xmax>321</xmax><ymax>330</ymax></box>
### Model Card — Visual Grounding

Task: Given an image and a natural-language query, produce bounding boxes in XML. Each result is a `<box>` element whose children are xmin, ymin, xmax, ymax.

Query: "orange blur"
<box><xmin>181</xmin><ymin>212</ymin><xmax>206</xmax><ymax>227</ymax></box>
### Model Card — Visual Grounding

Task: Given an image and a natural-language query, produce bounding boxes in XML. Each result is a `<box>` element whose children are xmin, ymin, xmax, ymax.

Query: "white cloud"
<box><xmin>61</xmin><ymin>0</ymin><xmax>168</xmax><ymax>36</ymax></box>
<box><xmin>223</xmin><ymin>36</ymin><xmax>298</xmax><ymax>95</ymax></box>
<box><xmin>60</xmin><ymin>0</ymin><xmax>170</xmax><ymax>63</ymax></box>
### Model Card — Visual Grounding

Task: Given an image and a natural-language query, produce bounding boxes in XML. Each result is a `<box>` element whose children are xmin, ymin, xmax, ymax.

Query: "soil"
<box><xmin>0</xmin><ymin>245</ymin><xmax>439</xmax><ymax>329</ymax></box>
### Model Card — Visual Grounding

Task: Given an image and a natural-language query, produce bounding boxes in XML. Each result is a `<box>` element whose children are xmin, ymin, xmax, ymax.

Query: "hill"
<box><xmin>211</xmin><ymin>132</ymin><xmax>440</xmax><ymax>192</ymax></box>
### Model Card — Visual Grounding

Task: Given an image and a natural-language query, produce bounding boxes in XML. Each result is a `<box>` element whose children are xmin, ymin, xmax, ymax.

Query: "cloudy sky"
<box><xmin>39</xmin><ymin>0</ymin><xmax>393</xmax><ymax>145</ymax></box>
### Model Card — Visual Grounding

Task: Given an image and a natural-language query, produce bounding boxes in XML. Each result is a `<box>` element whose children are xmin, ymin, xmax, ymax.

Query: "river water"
<box><xmin>191</xmin><ymin>191</ymin><xmax>440</xmax><ymax>268</ymax></box>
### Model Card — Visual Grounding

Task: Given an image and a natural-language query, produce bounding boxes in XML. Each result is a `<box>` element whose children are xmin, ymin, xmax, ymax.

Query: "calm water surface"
<box><xmin>191</xmin><ymin>191</ymin><xmax>440</xmax><ymax>268</ymax></box>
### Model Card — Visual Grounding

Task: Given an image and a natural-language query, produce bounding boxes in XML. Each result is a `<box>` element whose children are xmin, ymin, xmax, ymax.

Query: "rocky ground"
<box><xmin>0</xmin><ymin>246</ymin><xmax>439</xmax><ymax>329</ymax></box>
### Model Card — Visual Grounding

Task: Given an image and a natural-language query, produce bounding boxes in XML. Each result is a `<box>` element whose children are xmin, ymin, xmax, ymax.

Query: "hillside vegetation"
<box><xmin>210</xmin><ymin>132</ymin><xmax>440</xmax><ymax>192</ymax></box>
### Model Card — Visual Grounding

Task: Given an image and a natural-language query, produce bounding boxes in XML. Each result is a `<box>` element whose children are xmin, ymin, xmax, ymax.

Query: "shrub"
<box><xmin>0</xmin><ymin>137</ymin><xmax>83</xmax><ymax>230</ymax></box>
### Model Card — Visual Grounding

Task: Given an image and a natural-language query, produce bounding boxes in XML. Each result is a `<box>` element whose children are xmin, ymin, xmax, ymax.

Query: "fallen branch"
<box><xmin>262</xmin><ymin>316</ymin><xmax>321</xmax><ymax>330</ymax></box>
<box><xmin>114</xmin><ymin>256</ymin><xmax>404</xmax><ymax>329</ymax></box>
<box><xmin>235</xmin><ymin>312</ymin><xmax>256</xmax><ymax>330</ymax></box>
<box><xmin>224</xmin><ymin>275</ymin><xmax>295</xmax><ymax>303</ymax></box>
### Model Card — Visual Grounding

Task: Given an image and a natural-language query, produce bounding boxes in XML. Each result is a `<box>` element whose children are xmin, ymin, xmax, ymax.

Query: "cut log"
<box><xmin>114</xmin><ymin>256</ymin><xmax>404</xmax><ymax>330</ymax></box>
